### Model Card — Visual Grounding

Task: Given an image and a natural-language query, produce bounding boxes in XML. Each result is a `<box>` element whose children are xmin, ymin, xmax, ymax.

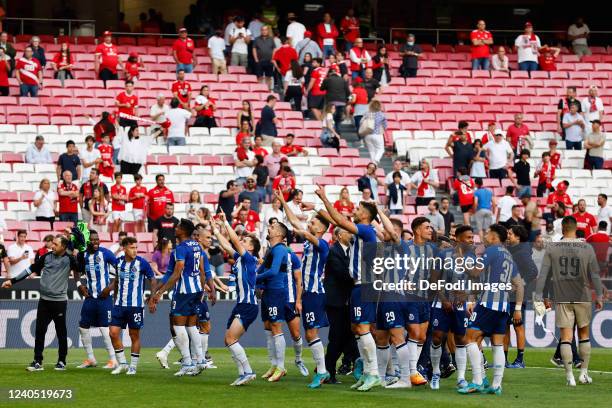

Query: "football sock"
<box><xmin>360</xmin><ymin>332</ymin><xmax>378</xmax><ymax>376</ymax></box>
<box><xmin>229</xmin><ymin>342</ymin><xmax>252</xmax><ymax>374</ymax></box>
<box><xmin>416</xmin><ymin>342</ymin><xmax>424</xmax><ymax>364</ymax></box>
<box><xmin>516</xmin><ymin>348</ymin><xmax>524</xmax><ymax>363</ymax></box>
<box><xmin>79</xmin><ymin>327</ymin><xmax>94</xmax><ymax>361</ymax></box>
<box><xmin>578</xmin><ymin>339</ymin><xmax>591</xmax><ymax>375</ymax></box>
<box><xmin>430</xmin><ymin>343</ymin><xmax>442</xmax><ymax>375</ymax></box>
<box><xmin>200</xmin><ymin>331</ymin><xmax>209</xmax><ymax>361</ymax></box>
<box><xmin>389</xmin><ymin>345</ymin><xmax>399</xmax><ymax>375</ymax></box>
<box><xmin>308</xmin><ymin>338</ymin><xmax>327</xmax><ymax>374</ymax></box>
<box><xmin>115</xmin><ymin>349</ymin><xmax>127</xmax><ymax>365</ymax></box>
<box><xmin>407</xmin><ymin>338</ymin><xmax>419</xmax><ymax>375</ymax></box>
<box><xmin>173</xmin><ymin>325</ymin><xmax>192</xmax><ymax>366</ymax></box>
<box><xmin>466</xmin><ymin>343</ymin><xmax>482</xmax><ymax>385</ymax></box>
<box><xmin>394</xmin><ymin>342</ymin><xmax>411</xmax><ymax>383</ymax></box>
<box><xmin>504</xmin><ymin>350</ymin><xmax>508</xmax><ymax>363</ymax></box>
<box><xmin>356</xmin><ymin>335</ymin><xmax>365</xmax><ymax>374</ymax></box>
<box><xmin>130</xmin><ymin>353</ymin><xmax>139</xmax><ymax>369</ymax></box>
<box><xmin>376</xmin><ymin>345</ymin><xmax>390</xmax><ymax>379</ymax></box>
<box><xmin>273</xmin><ymin>333</ymin><xmax>286</xmax><ymax>370</ymax></box>
<box><xmin>293</xmin><ymin>336</ymin><xmax>303</xmax><ymax>361</ymax></box>
<box><xmin>98</xmin><ymin>327</ymin><xmax>115</xmax><ymax>360</ymax></box>
<box><xmin>265</xmin><ymin>330</ymin><xmax>275</xmax><ymax>366</ymax></box>
<box><xmin>492</xmin><ymin>344</ymin><xmax>505</xmax><ymax>388</ymax></box>
<box><xmin>560</xmin><ymin>341</ymin><xmax>573</xmax><ymax>379</ymax></box>
<box><xmin>455</xmin><ymin>344</ymin><xmax>467</xmax><ymax>381</ymax></box>
<box><xmin>186</xmin><ymin>326</ymin><xmax>203</xmax><ymax>363</ymax></box>
<box><xmin>162</xmin><ymin>338</ymin><xmax>175</xmax><ymax>355</ymax></box>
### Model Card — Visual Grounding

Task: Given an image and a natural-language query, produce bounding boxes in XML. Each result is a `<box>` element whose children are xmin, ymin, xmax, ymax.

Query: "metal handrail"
<box><xmin>3</xmin><ymin>17</ymin><xmax>96</xmax><ymax>37</ymax></box>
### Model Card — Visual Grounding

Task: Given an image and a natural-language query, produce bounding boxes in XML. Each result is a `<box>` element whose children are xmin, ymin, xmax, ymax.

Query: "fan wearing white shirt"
<box><xmin>286</xmin><ymin>13</ymin><xmax>306</xmax><ymax>48</ymax></box>
<box><xmin>567</xmin><ymin>17</ymin><xmax>591</xmax><ymax>56</ymax></box>
<box><xmin>80</xmin><ymin>135</ymin><xmax>102</xmax><ymax>182</ymax></box>
<box><xmin>208</xmin><ymin>29</ymin><xmax>227</xmax><ymax>74</ymax></box>
<box><xmin>230</xmin><ymin>17</ymin><xmax>251</xmax><ymax>67</ymax></box>
<box><xmin>7</xmin><ymin>230</ymin><xmax>34</xmax><ymax>279</ymax></box>
<box><xmin>165</xmin><ymin>97</ymin><xmax>192</xmax><ymax>149</ymax></box>
<box><xmin>496</xmin><ymin>186</ymin><xmax>518</xmax><ymax>224</ymax></box>
<box><xmin>33</xmin><ymin>178</ymin><xmax>57</xmax><ymax>228</ymax></box>
<box><xmin>597</xmin><ymin>193</ymin><xmax>612</xmax><ymax>234</ymax></box>
<box><xmin>581</xmin><ymin>86</ymin><xmax>604</xmax><ymax>130</ymax></box>
<box><xmin>514</xmin><ymin>22</ymin><xmax>541</xmax><ymax>72</ymax></box>
<box><xmin>484</xmin><ymin>130</ymin><xmax>514</xmax><ymax>180</ymax></box>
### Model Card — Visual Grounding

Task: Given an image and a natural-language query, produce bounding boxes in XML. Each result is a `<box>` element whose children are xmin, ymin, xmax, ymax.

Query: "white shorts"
<box><xmin>133</xmin><ymin>209</ymin><xmax>145</xmax><ymax>221</ymax></box>
<box><xmin>111</xmin><ymin>211</ymin><xmax>124</xmax><ymax>221</ymax></box>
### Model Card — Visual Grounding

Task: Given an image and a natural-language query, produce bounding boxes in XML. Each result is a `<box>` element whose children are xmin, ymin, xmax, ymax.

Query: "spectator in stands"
<box><xmin>127</xmin><ymin>174</ymin><xmax>146</xmax><ymax>233</ymax></box>
<box><xmin>408</xmin><ymin>159</ymin><xmax>440</xmax><ymax>206</ymax></box>
<box><xmin>497</xmin><ymin>186</ymin><xmax>518</xmax><ymax>224</ymax></box>
<box><xmin>91</xmin><ymin>111</ymin><xmax>116</xmax><ymax>145</ymax></box>
<box><xmin>193</xmin><ymin>85</ymin><xmax>217</xmax><ymax>128</ymax></box>
<box><xmin>232</xmin><ymin>206</ymin><xmax>260</xmax><ymax>235</ymax></box>
<box><xmin>306</xmin><ymin>58</ymin><xmax>326</xmax><ymax>120</ymax></box>
<box><xmin>236</xmin><ymin>100</ymin><xmax>254</xmax><ymax>131</ymax></box>
<box><xmin>357</xmin><ymin>162</ymin><xmax>383</xmax><ymax>203</ymax></box>
<box><xmin>50</xmin><ymin>42</ymin><xmax>73</xmax><ymax>85</ymax></box>
<box><xmin>334</xmin><ymin>187</ymin><xmax>355</xmax><ymax>218</ymax></box>
<box><xmin>573</xmin><ymin>199</ymin><xmax>597</xmax><ymax>238</ymax></box>
<box><xmin>363</xmin><ymin>99</ymin><xmax>387</xmax><ymax>164</ymax></box>
<box><xmin>252</xmin><ymin>155</ymin><xmax>269</xmax><ymax>201</ymax></box>
<box><xmin>235</xmin><ymin>120</ymin><xmax>253</xmax><ymax>146</ymax></box>
<box><xmin>33</xmin><ymin>178</ymin><xmax>56</xmax><ymax>228</ymax></box>
<box><xmin>172</xmin><ymin>69</ymin><xmax>192</xmax><ymax>109</ymax></box>
<box><xmin>261</xmin><ymin>197</ymin><xmax>286</xmax><ymax>238</ymax></box>
<box><xmin>150</xmin><ymin>94</ymin><xmax>169</xmax><ymax>133</ymax></box>
<box><xmin>56</xmin><ymin>140</ymin><xmax>81</xmax><ymax>182</ymax></box>
<box><xmin>280</xmin><ymin>133</ymin><xmax>308</xmax><ymax>157</ymax></box>
<box><xmin>453</xmin><ymin>167</ymin><xmax>475</xmax><ymax>225</ymax></box>
<box><xmin>399</xmin><ymin>34</ymin><xmax>421</xmax><ymax>78</ymax></box>
<box><xmin>15</xmin><ymin>46</ymin><xmax>42</xmax><ymax>97</ymax></box>
<box><xmin>340</xmin><ymin>8</ymin><xmax>360</xmax><ymax>52</ymax></box>
<box><xmin>506</xmin><ymin>113</ymin><xmax>532</xmax><ymax>154</ymax></box>
<box><xmin>110</xmin><ymin>172</ymin><xmax>127</xmax><ymax>233</ymax></box>
<box><xmin>470</xmin><ymin>139</ymin><xmax>487</xmax><ymax>181</ymax></box>
<box><xmin>29</xmin><ymin>36</ymin><xmax>46</xmax><ymax>68</ymax></box>
<box><xmin>166</xmin><ymin>97</ymin><xmax>192</xmax><ymax>148</ymax></box>
<box><xmin>562</xmin><ymin>102</ymin><xmax>586</xmax><ymax>150</ymax></box>
<box><xmin>234</xmin><ymin>137</ymin><xmax>257</xmax><ymax>186</ymax></box>
<box><xmin>57</xmin><ymin>170</ymin><xmax>79</xmax><ymax>224</ymax></box>
<box><xmin>596</xmin><ymin>193</ymin><xmax>612</xmax><ymax>234</ymax></box>
<box><xmin>322</xmin><ymin>67</ymin><xmax>350</xmax><ymax>134</ymax></box>
<box><xmin>490</xmin><ymin>46</ymin><xmax>509</xmax><ymax>73</ymax></box>
<box><xmin>446</xmin><ymin>131</ymin><xmax>473</xmax><ymax>177</ymax></box>
<box><xmin>238</xmin><ymin>176</ymin><xmax>263</xmax><ymax>213</ymax></box>
<box><xmin>7</xmin><ymin>230</ymin><xmax>34</xmax><ymax>279</ymax></box>
<box><xmin>172</xmin><ymin>27</ymin><xmax>197</xmax><ymax>73</ymax></box>
<box><xmin>97</xmin><ymin>133</ymin><xmax>114</xmax><ymax>179</ymax></box>
<box><xmin>567</xmin><ymin>17</ymin><xmax>591</xmax><ymax>56</ymax></box>
<box><xmin>272</xmin><ymin>36</ymin><xmax>298</xmax><ymax>86</ymax></box>
<box><xmin>115</xmin><ymin>80</ymin><xmax>138</xmax><ymax>128</ymax></box>
<box><xmin>80</xmin><ymin>135</ymin><xmax>102</xmax><ymax>182</ymax></box>
<box><xmin>584</xmin><ymin>119</ymin><xmax>606</xmax><ymax>169</ymax></box>
<box><xmin>362</xmin><ymin>68</ymin><xmax>380</xmax><ymax>102</ymax></box>
<box><xmin>439</xmin><ymin>197</ymin><xmax>455</xmax><ymax>236</ymax></box>
<box><xmin>484</xmin><ymin>129</ymin><xmax>513</xmax><ymax>180</ymax></box>
<box><xmin>34</xmin><ymin>234</ymin><xmax>54</xmax><ymax>264</ymax></box>
<box><xmin>387</xmin><ymin>171</ymin><xmax>407</xmax><ymax>215</ymax></box>
<box><xmin>147</xmin><ymin>174</ymin><xmax>175</xmax><ymax>233</ymax></box>
<box><xmin>253</xmin><ymin>25</ymin><xmax>276</xmax><ymax>90</ymax></box>
<box><xmin>283</xmin><ymin>60</ymin><xmax>305</xmax><ymax>111</ymax></box>
<box><xmin>509</xmin><ymin>148</ymin><xmax>532</xmax><ymax>197</ymax></box>
<box><xmin>371</xmin><ymin>45</ymin><xmax>390</xmax><ymax>85</ymax></box>
<box><xmin>504</xmin><ymin>204</ymin><xmax>524</xmax><ymax>229</ymax></box>
<box><xmin>248</xmin><ymin>12</ymin><xmax>264</xmax><ymax>39</ymax></box>
<box><xmin>348</xmin><ymin>38</ymin><xmax>371</xmax><ymax>80</ymax></box>
<box><xmin>150</xmin><ymin>238</ymin><xmax>172</xmax><ymax>278</ymax></box>
<box><xmin>385</xmin><ymin>159</ymin><xmax>410</xmax><ymax>185</ymax></box>
<box><xmin>317</xmin><ymin>12</ymin><xmax>339</xmax><ymax>57</ymax></box>
<box><xmin>534</xmin><ymin>152</ymin><xmax>556</xmax><ymax>197</ymax></box>
<box><xmin>515</xmin><ymin>22</ymin><xmax>541</xmax><ymax>72</ymax></box>
<box><xmin>217</xmin><ymin>180</ymin><xmax>240</xmax><ymax>220</ymax></box>
<box><xmin>360</xmin><ymin>187</ymin><xmax>375</xmax><ymax>204</ymax></box>
<box><xmin>186</xmin><ymin>190</ymin><xmax>202</xmax><ymax>222</ymax></box>
<box><xmin>263</xmin><ymin>141</ymin><xmax>286</xmax><ymax>179</ymax></box>
<box><xmin>545</xmin><ymin>180</ymin><xmax>572</xmax><ymax>218</ymax></box>
<box><xmin>470</xmin><ymin>20</ymin><xmax>493</xmax><ymax>70</ymax></box>
<box><xmin>0</xmin><ymin>46</ymin><xmax>8</xmax><ymax>96</ymax></box>
<box><xmin>286</xmin><ymin>12</ymin><xmax>306</xmax><ymax>47</ymax></box>
<box><xmin>118</xmin><ymin>126</ymin><xmax>155</xmax><ymax>177</ymax></box>
<box><xmin>558</xmin><ymin>86</ymin><xmax>581</xmax><ymax>139</ymax></box>
<box><xmin>80</xmin><ymin>168</ymin><xmax>109</xmax><ymax>224</ymax></box>
<box><xmin>153</xmin><ymin>203</ymin><xmax>179</xmax><ymax>246</ymax></box>
<box><xmin>538</xmin><ymin>45</ymin><xmax>561</xmax><ymax>71</ymax></box>
<box><xmin>89</xmin><ymin>186</ymin><xmax>110</xmax><ymax>232</ymax></box>
<box><xmin>426</xmin><ymin>199</ymin><xmax>446</xmax><ymax>236</ymax></box>
<box><xmin>25</xmin><ymin>135</ymin><xmax>52</xmax><ymax>164</ymax></box>
<box><xmin>94</xmin><ymin>31</ymin><xmax>122</xmax><ymax>84</ymax></box>
<box><xmin>350</xmin><ymin>78</ymin><xmax>369</xmax><ymax>133</ymax></box>
<box><xmin>259</xmin><ymin>95</ymin><xmax>280</xmax><ymax>145</ymax></box>
<box><xmin>272</xmin><ymin>165</ymin><xmax>296</xmax><ymax>201</ymax></box>
<box><xmin>581</xmin><ymin>85</ymin><xmax>605</xmax><ymax>130</ymax></box>
<box><xmin>208</xmin><ymin>29</ymin><xmax>227</xmax><ymax>75</ymax></box>
<box><xmin>331</xmin><ymin>50</ymin><xmax>350</xmax><ymax>79</ymax></box>
<box><xmin>0</xmin><ymin>31</ymin><xmax>15</xmax><ymax>62</ymax></box>
<box><xmin>473</xmin><ymin>178</ymin><xmax>495</xmax><ymax>241</ymax></box>
<box><xmin>296</xmin><ymin>31</ymin><xmax>322</xmax><ymax>64</ymax></box>
<box><xmin>230</xmin><ymin>17</ymin><xmax>251</xmax><ymax>67</ymax></box>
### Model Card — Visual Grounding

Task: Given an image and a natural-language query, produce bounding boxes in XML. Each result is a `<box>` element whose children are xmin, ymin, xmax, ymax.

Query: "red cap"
<box><xmin>304</xmin><ymin>30</ymin><xmax>312</xmax><ymax>38</ymax></box>
<box><xmin>178</xmin><ymin>27</ymin><xmax>187</xmax><ymax>32</ymax></box>
<box><xmin>103</xmin><ymin>30</ymin><xmax>112</xmax><ymax>37</ymax></box>
<box><xmin>488</xmin><ymin>121</ymin><xmax>496</xmax><ymax>126</ymax></box>
<box><xmin>524</xmin><ymin>22</ymin><xmax>533</xmax><ymax>28</ymax></box>
<box><xmin>548</xmin><ymin>139</ymin><xmax>558</xmax><ymax>145</ymax></box>
<box><xmin>354</xmin><ymin>77</ymin><xmax>363</xmax><ymax>83</ymax></box>
<box><xmin>129</xmin><ymin>51</ymin><xmax>138</xmax><ymax>57</ymax></box>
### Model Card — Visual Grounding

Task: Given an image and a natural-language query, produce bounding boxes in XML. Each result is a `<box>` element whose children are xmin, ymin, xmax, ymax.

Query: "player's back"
<box><xmin>232</xmin><ymin>251</ymin><xmax>258</xmax><ymax>304</ymax></box>
<box><xmin>479</xmin><ymin>244</ymin><xmax>517</xmax><ymax>312</ymax></box>
<box><xmin>302</xmin><ymin>238</ymin><xmax>329</xmax><ymax>294</ymax></box>
<box><xmin>405</xmin><ymin>240</ymin><xmax>439</xmax><ymax>300</ymax></box>
<box><xmin>170</xmin><ymin>239</ymin><xmax>204</xmax><ymax>294</ymax></box>
<box><xmin>349</xmin><ymin>223</ymin><xmax>378</xmax><ymax>284</ymax></box>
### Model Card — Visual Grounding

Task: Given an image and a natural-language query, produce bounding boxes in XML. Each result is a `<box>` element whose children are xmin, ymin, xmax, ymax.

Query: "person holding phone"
<box><xmin>7</xmin><ymin>230</ymin><xmax>34</xmax><ymax>279</ymax></box>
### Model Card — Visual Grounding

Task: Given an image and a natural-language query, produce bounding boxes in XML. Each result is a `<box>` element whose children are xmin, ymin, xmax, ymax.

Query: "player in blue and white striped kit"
<box><xmin>151</xmin><ymin>219</ymin><xmax>216</xmax><ymax>377</ymax></box>
<box><xmin>284</xmin><ymin>245</ymin><xmax>310</xmax><ymax>377</ymax></box>
<box><xmin>278</xmin><ymin>189</ymin><xmax>331</xmax><ymax>388</ymax></box>
<box><xmin>109</xmin><ymin>236</ymin><xmax>157</xmax><ymax>375</ymax></box>
<box><xmin>315</xmin><ymin>184</ymin><xmax>382</xmax><ymax>392</ymax></box>
<box><xmin>212</xmin><ymin>217</ymin><xmax>261</xmax><ymax>386</ymax></box>
<box><xmin>459</xmin><ymin>224</ymin><xmax>524</xmax><ymax>396</ymax></box>
<box><xmin>76</xmin><ymin>230</ymin><xmax>118</xmax><ymax>369</ymax></box>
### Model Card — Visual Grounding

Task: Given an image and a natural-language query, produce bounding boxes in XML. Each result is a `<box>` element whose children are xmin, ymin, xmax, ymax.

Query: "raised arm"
<box><xmin>275</xmin><ymin>189</ymin><xmax>320</xmax><ymax>246</ymax></box>
<box><xmin>314</xmin><ymin>184</ymin><xmax>358</xmax><ymax>234</ymax></box>
<box><xmin>377</xmin><ymin>207</ymin><xmax>400</xmax><ymax>243</ymax></box>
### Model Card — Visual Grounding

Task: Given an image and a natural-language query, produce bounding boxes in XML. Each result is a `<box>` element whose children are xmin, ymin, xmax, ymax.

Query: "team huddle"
<box><xmin>3</xmin><ymin>186</ymin><xmax>604</xmax><ymax>394</ymax></box>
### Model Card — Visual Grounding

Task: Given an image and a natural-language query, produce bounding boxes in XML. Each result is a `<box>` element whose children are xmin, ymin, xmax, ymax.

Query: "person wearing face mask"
<box><xmin>399</xmin><ymin>34</ymin><xmax>421</xmax><ymax>78</ymax></box>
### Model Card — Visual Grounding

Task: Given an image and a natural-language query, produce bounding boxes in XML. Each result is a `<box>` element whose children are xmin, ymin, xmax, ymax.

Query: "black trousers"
<box><xmin>194</xmin><ymin>116</ymin><xmax>217</xmax><ymax>128</ymax></box>
<box><xmin>99</xmin><ymin>68</ymin><xmax>118</xmax><ymax>85</ymax></box>
<box><xmin>284</xmin><ymin>86</ymin><xmax>302</xmax><ymax>112</ymax></box>
<box><xmin>35</xmin><ymin>215</ymin><xmax>55</xmax><ymax>229</ymax></box>
<box><xmin>120</xmin><ymin>160</ymin><xmax>142</xmax><ymax>178</ymax></box>
<box><xmin>324</xmin><ymin>304</ymin><xmax>358</xmax><ymax>379</ymax></box>
<box><xmin>34</xmin><ymin>299</ymin><xmax>68</xmax><ymax>363</ymax></box>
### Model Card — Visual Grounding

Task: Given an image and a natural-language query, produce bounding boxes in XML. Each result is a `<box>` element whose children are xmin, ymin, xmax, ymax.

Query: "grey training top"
<box><xmin>29</xmin><ymin>251</ymin><xmax>78</xmax><ymax>301</ymax></box>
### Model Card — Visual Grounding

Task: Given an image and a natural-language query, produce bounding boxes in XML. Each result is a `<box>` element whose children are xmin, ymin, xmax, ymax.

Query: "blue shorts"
<box><xmin>227</xmin><ymin>303</ymin><xmax>259</xmax><ymax>331</ymax></box>
<box><xmin>80</xmin><ymin>297</ymin><xmax>112</xmax><ymax>327</ymax></box>
<box><xmin>198</xmin><ymin>300</ymin><xmax>210</xmax><ymax>322</ymax></box>
<box><xmin>302</xmin><ymin>292</ymin><xmax>329</xmax><ymax>330</ymax></box>
<box><xmin>468</xmin><ymin>304</ymin><xmax>509</xmax><ymax>335</ymax></box>
<box><xmin>431</xmin><ymin>307</ymin><xmax>468</xmax><ymax>336</ymax></box>
<box><xmin>350</xmin><ymin>286</ymin><xmax>376</xmax><ymax>325</ymax></box>
<box><xmin>376</xmin><ymin>301</ymin><xmax>411</xmax><ymax>330</ymax></box>
<box><xmin>170</xmin><ymin>292</ymin><xmax>203</xmax><ymax>317</ymax></box>
<box><xmin>404</xmin><ymin>301</ymin><xmax>431</xmax><ymax>324</ymax></box>
<box><xmin>261</xmin><ymin>289</ymin><xmax>290</xmax><ymax>323</ymax></box>
<box><xmin>111</xmin><ymin>305</ymin><xmax>144</xmax><ymax>329</ymax></box>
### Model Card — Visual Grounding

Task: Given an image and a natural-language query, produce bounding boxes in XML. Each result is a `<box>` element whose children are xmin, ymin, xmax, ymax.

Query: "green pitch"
<box><xmin>0</xmin><ymin>348</ymin><xmax>610</xmax><ymax>408</ymax></box>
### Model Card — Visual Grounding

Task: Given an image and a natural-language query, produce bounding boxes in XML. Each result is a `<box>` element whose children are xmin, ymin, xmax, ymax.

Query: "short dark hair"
<box><xmin>276</xmin><ymin>222</ymin><xmax>289</xmax><ymax>239</ymax></box>
<box><xmin>266</xmin><ymin>95</ymin><xmax>277</xmax><ymax>103</ymax></box>
<box><xmin>178</xmin><ymin>218</ymin><xmax>196</xmax><ymax>237</ymax></box>
<box><xmin>246</xmin><ymin>236</ymin><xmax>261</xmax><ymax>255</ymax></box>
<box><xmin>599</xmin><ymin>193</ymin><xmax>607</xmax><ymax>201</ymax></box>
<box><xmin>315</xmin><ymin>214</ymin><xmax>330</xmax><ymax>231</ymax></box>
<box><xmin>598</xmin><ymin>221</ymin><xmax>608</xmax><ymax>231</ymax></box>
<box><xmin>392</xmin><ymin>171</ymin><xmax>402</xmax><ymax>179</ymax></box>
<box><xmin>17</xmin><ymin>229</ymin><xmax>27</xmax><ymax>237</ymax></box>
<box><xmin>455</xmin><ymin>224</ymin><xmax>472</xmax><ymax>237</ymax></box>
<box><xmin>114</xmin><ymin>172</ymin><xmax>122</xmax><ymax>179</ymax></box>
<box><xmin>177</xmin><ymin>68</ymin><xmax>185</xmax><ymax>74</ymax></box>
<box><xmin>43</xmin><ymin>234</ymin><xmax>54</xmax><ymax>242</ymax></box>
<box><xmin>122</xmin><ymin>236</ymin><xmax>137</xmax><ymax>247</ymax></box>
<box><xmin>56</xmin><ymin>235</ymin><xmax>70</xmax><ymax>249</ymax></box>
<box><xmin>505</xmin><ymin>186</ymin><xmax>515</xmax><ymax>195</ymax></box>
<box><xmin>520</xmin><ymin>149</ymin><xmax>530</xmax><ymax>157</ymax></box>
<box><xmin>474</xmin><ymin>178</ymin><xmax>483</xmax><ymax>187</ymax></box>
<box><xmin>390</xmin><ymin>218</ymin><xmax>403</xmax><ymax>231</ymax></box>
<box><xmin>458</xmin><ymin>120</ymin><xmax>469</xmax><ymax>129</ymax></box>
<box><xmin>542</xmin><ymin>151</ymin><xmax>550</xmax><ymax>158</ymax></box>
<box><xmin>170</xmin><ymin>97</ymin><xmax>180</xmax><ymax>109</ymax></box>
<box><xmin>85</xmin><ymin>135</ymin><xmax>95</xmax><ymax>143</ymax></box>
<box><xmin>511</xmin><ymin>204</ymin><xmax>521</xmax><ymax>211</ymax></box>
<box><xmin>155</xmin><ymin>174</ymin><xmax>165</xmax><ymax>182</ymax></box>
<box><xmin>411</xmin><ymin>216</ymin><xmax>430</xmax><ymax>232</ymax></box>
<box><xmin>118</xmin><ymin>231</ymin><xmax>128</xmax><ymax>238</ymax></box>
<box><xmin>489</xmin><ymin>224</ymin><xmax>508</xmax><ymax>242</ymax></box>
<box><xmin>226</xmin><ymin>180</ymin><xmax>235</xmax><ymax>189</ymax></box>
<box><xmin>165</xmin><ymin>202</ymin><xmax>174</xmax><ymax>208</ymax></box>
<box><xmin>134</xmin><ymin>174</ymin><xmax>143</xmax><ymax>181</ymax></box>
<box><xmin>509</xmin><ymin>225</ymin><xmax>529</xmax><ymax>242</ymax></box>
<box><xmin>66</xmin><ymin>140</ymin><xmax>75</xmax><ymax>147</ymax></box>
<box><xmin>360</xmin><ymin>201</ymin><xmax>378</xmax><ymax>223</ymax></box>
<box><xmin>561</xmin><ymin>215</ymin><xmax>577</xmax><ymax>232</ymax></box>
<box><xmin>125</xmin><ymin>80</ymin><xmax>134</xmax><ymax>86</ymax></box>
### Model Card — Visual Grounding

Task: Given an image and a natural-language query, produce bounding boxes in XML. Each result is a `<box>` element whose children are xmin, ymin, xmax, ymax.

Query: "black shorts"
<box><xmin>308</xmin><ymin>94</ymin><xmax>325</xmax><ymax>110</ymax></box>
<box><xmin>460</xmin><ymin>204</ymin><xmax>472</xmax><ymax>213</ymax></box>
<box><xmin>256</xmin><ymin>60</ymin><xmax>274</xmax><ymax>77</ymax></box>
<box><xmin>119</xmin><ymin>118</ymin><xmax>138</xmax><ymax>128</ymax></box>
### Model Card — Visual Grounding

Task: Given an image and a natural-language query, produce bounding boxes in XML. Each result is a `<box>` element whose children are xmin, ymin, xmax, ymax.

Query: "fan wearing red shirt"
<box><xmin>586</xmin><ymin>223</ymin><xmax>610</xmax><ymax>265</ymax></box>
<box><xmin>171</xmin><ymin>69</ymin><xmax>192</xmax><ymax>109</ymax></box>
<box><xmin>535</xmin><ymin>152</ymin><xmax>556</xmax><ymax>197</ymax></box>
<box><xmin>128</xmin><ymin>174</ymin><xmax>148</xmax><ymax>233</ymax></box>
<box><xmin>95</xmin><ymin>31</ymin><xmax>122</xmax><ymax>82</ymax></box>
<box><xmin>57</xmin><ymin>170</ymin><xmax>79</xmax><ymax>223</ymax></box>
<box><xmin>15</xmin><ymin>46</ymin><xmax>42</xmax><ymax>97</ymax></box>
<box><xmin>51</xmin><ymin>43</ymin><xmax>74</xmax><ymax>82</ymax></box>
<box><xmin>280</xmin><ymin>133</ymin><xmax>308</xmax><ymax>157</ymax></box>
<box><xmin>110</xmin><ymin>172</ymin><xmax>128</xmax><ymax>232</ymax></box>
<box><xmin>573</xmin><ymin>199</ymin><xmax>597</xmax><ymax>238</ymax></box>
<box><xmin>307</xmin><ymin>58</ymin><xmax>327</xmax><ymax>119</ymax></box>
<box><xmin>125</xmin><ymin>52</ymin><xmax>143</xmax><ymax>81</ymax></box>
<box><xmin>272</xmin><ymin>37</ymin><xmax>298</xmax><ymax>76</ymax></box>
<box><xmin>447</xmin><ymin>120</ymin><xmax>473</xmax><ymax>144</ymax></box>
<box><xmin>194</xmin><ymin>85</ymin><xmax>217</xmax><ymax>128</ymax></box>
<box><xmin>482</xmin><ymin>122</ymin><xmax>497</xmax><ymax>145</ymax></box>
<box><xmin>470</xmin><ymin>20</ymin><xmax>493</xmax><ymax>70</ymax></box>
<box><xmin>115</xmin><ymin>80</ymin><xmax>139</xmax><ymax>128</ymax></box>
<box><xmin>546</xmin><ymin>180</ymin><xmax>572</xmax><ymax>213</ymax></box>
<box><xmin>538</xmin><ymin>46</ymin><xmax>561</xmax><ymax>72</ymax></box>
<box><xmin>506</xmin><ymin>113</ymin><xmax>531</xmax><ymax>152</ymax></box>
<box><xmin>547</xmin><ymin>140</ymin><xmax>562</xmax><ymax>168</ymax></box>
<box><xmin>232</xmin><ymin>207</ymin><xmax>259</xmax><ymax>233</ymax></box>
<box><xmin>97</xmin><ymin>134</ymin><xmax>114</xmax><ymax>178</ymax></box>
<box><xmin>172</xmin><ymin>28</ymin><xmax>197</xmax><ymax>73</ymax></box>
<box><xmin>147</xmin><ymin>174</ymin><xmax>175</xmax><ymax>231</ymax></box>
<box><xmin>316</xmin><ymin>12</ymin><xmax>339</xmax><ymax>57</ymax></box>
<box><xmin>0</xmin><ymin>49</ymin><xmax>9</xmax><ymax>96</ymax></box>
<box><xmin>252</xmin><ymin>135</ymin><xmax>268</xmax><ymax>157</ymax></box>
<box><xmin>272</xmin><ymin>166</ymin><xmax>297</xmax><ymax>201</ymax></box>
<box><xmin>235</xmin><ymin>120</ymin><xmax>253</xmax><ymax>146</ymax></box>
<box><xmin>453</xmin><ymin>170</ymin><xmax>475</xmax><ymax>224</ymax></box>
<box><xmin>340</xmin><ymin>9</ymin><xmax>360</xmax><ymax>52</ymax></box>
